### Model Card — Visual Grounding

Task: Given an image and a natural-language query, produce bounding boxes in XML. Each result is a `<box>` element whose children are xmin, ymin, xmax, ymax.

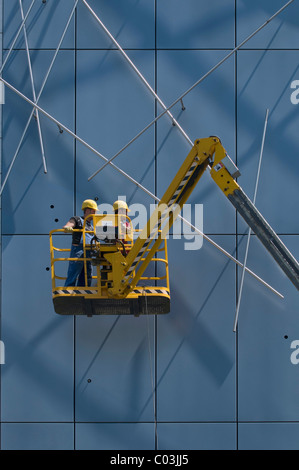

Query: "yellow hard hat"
<box><xmin>113</xmin><ymin>200</ymin><xmax>130</xmax><ymax>212</ymax></box>
<box><xmin>82</xmin><ymin>199</ymin><xmax>98</xmax><ymax>211</ymax></box>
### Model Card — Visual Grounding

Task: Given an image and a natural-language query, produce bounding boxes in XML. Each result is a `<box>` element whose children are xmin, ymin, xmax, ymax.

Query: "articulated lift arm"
<box><xmin>209</xmin><ymin>139</ymin><xmax>299</xmax><ymax>290</ymax></box>
<box><xmin>104</xmin><ymin>136</ymin><xmax>299</xmax><ymax>298</ymax></box>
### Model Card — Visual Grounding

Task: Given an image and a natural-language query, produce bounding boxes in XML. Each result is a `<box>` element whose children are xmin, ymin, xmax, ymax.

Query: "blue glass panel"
<box><xmin>76</xmin><ymin>0</ymin><xmax>155</xmax><ymax>49</ymax></box>
<box><xmin>237</xmin><ymin>50</ymin><xmax>299</xmax><ymax>233</ymax></box>
<box><xmin>157</xmin><ymin>50</ymin><xmax>236</xmax><ymax>234</ymax></box>
<box><xmin>3</xmin><ymin>0</ymin><xmax>75</xmax><ymax>50</ymax></box>
<box><xmin>237</xmin><ymin>0</ymin><xmax>299</xmax><ymax>49</ymax></box>
<box><xmin>157</xmin><ymin>236</ymin><xmax>236</xmax><ymax>421</ymax></box>
<box><xmin>75</xmin><ymin>49</ymin><xmax>155</xmax><ymax>211</ymax></box>
<box><xmin>75</xmin><ymin>315</ymin><xmax>156</xmax><ymax>422</ymax></box>
<box><xmin>157</xmin><ymin>0</ymin><xmax>235</xmax><ymax>49</ymax></box>
<box><xmin>238</xmin><ymin>423</ymin><xmax>299</xmax><ymax>450</ymax></box>
<box><xmin>76</xmin><ymin>423</ymin><xmax>155</xmax><ymax>450</ymax></box>
<box><xmin>158</xmin><ymin>423</ymin><xmax>236</xmax><ymax>450</ymax></box>
<box><xmin>237</xmin><ymin>235</ymin><xmax>299</xmax><ymax>421</ymax></box>
<box><xmin>1</xmin><ymin>423</ymin><xmax>74</xmax><ymax>450</ymax></box>
<box><xmin>1</xmin><ymin>235</ymin><xmax>74</xmax><ymax>421</ymax></box>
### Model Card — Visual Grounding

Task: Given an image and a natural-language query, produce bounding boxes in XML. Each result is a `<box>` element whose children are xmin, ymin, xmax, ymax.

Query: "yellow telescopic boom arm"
<box><xmin>105</xmin><ymin>136</ymin><xmax>299</xmax><ymax>297</ymax></box>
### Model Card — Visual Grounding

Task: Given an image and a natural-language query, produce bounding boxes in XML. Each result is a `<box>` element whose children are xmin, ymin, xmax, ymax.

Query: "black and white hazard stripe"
<box><xmin>133</xmin><ymin>288</ymin><xmax>169</xmax><ymax>296</ymax></box>
<box><xmin>168</xmin><ymin>160</ymin><xmax>198</xmax><ymax>206</ymax></box>
<box><xmin>54</xmin><ymin>289</ymin><xmax>97</xmax><ymax>295</ymax></box>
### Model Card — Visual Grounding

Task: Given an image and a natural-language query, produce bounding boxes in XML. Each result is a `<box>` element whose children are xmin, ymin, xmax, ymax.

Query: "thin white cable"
<box><xmin>19</xmin><ymin>0</ymin><xmax>47</xmax><ymax>173</ymax></box>
<box><xmin>233</xmin><ymin>109</ymin><xmax>270</xmax><ymax>332</ymax></box>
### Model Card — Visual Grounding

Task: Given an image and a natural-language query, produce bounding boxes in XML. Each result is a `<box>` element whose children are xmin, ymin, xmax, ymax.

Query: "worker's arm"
<box><xmin>63</xmin><ymin>220</ymin><xmax>75</xmax><ymax>232</ymax></box>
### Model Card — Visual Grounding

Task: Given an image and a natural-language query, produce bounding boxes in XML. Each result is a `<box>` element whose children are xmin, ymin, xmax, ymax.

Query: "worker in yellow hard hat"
<box><xmin>113</xmin><ymin>200</ymin><xmax>130</xmax><ymax>213</ymax></box>
<box><xmin>113</xmin><ymin>199</ymin><xmax>133</xmax><ymax>253</ymax></box>
<box><xmin>63</xmin><ymin>199</ymin><xmax>98</xmax><ymax>287</ymax></box>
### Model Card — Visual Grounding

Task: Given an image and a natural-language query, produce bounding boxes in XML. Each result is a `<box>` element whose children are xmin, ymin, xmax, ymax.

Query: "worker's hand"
<box><xmin>64</xmin><ymin>226</ymin><xmax>73</xmax><ymax>233</ymax></box>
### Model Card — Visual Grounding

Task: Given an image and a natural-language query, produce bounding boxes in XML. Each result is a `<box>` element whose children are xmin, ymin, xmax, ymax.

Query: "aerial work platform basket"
<box><xmin>49</xmin><ymin>214</ymin><xmax>170</xmax><ymax>316</ymax></box>
<box><xmin>50</xmin><ymin>137</ymin><xmax>299</xmax><ymax>317</ymax></box>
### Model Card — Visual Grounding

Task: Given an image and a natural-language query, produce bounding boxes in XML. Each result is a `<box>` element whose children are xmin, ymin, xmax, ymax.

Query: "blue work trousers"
<box><xmin>64</xmin><ymin>244</ymin><xmax>92</xmax><ymax>287</ymax></box>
